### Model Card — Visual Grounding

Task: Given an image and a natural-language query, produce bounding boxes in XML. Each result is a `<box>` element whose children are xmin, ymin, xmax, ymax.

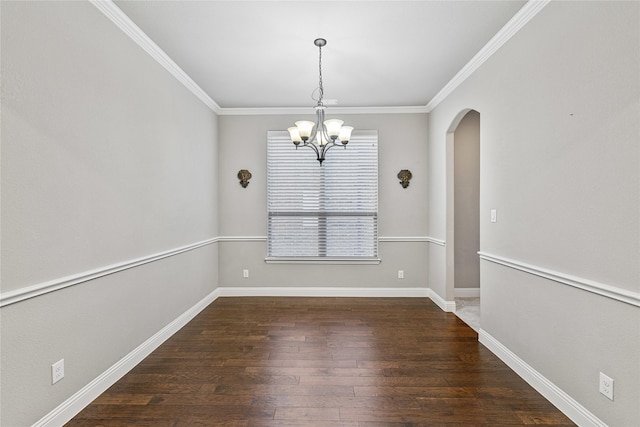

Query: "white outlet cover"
<box><xmin>52</xmin><ymin>359</ymin><xmax>64</xmax><ymax>384</ymax></box>
<box><xmin>599</xmin><ymin>372</ymin><xmax>614</xmax><ymax>400</ymax></box>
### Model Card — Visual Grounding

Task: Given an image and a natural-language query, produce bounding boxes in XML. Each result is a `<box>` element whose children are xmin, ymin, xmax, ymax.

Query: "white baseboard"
<box><xmin>32</xmin><ymin>286</ymin><xmax>610</xmax><ymax>427</ymax></box>
<box><xmin>427</xmin><ymin>289</ymin><xmax>456</xmax><ymax>312</ymax></box>
<box><xmin>478</xmin><ymin>329</ymin><xmax>606</xmax><ymax>427</ymax></box>
<box><xmin>216</xmin><ymin>286</ymin><xmax>430</xmax><ymax>298</ymax></box>
<box><xmin>32</xmin><ymin>289</ymin><xmax>221</xmax><ymax>427</ymax></box>
<box><xmin>454</xmin><ymin>287</ymin><xmax>480</xmax><ymax>298</ymax></box>
<box><xmin>33</xmin><ymin>285</ymin><xmax>454</xmax><ymax>426</ymax></box>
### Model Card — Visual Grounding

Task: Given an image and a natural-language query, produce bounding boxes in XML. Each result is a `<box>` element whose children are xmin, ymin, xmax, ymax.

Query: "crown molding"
<box><xmin>216</xmin><ymin>105</ymin><xmax>429</xmax><ymax>116</ymax></box>
<box><xmin>92</xmin><ymin>0</ymin><xmax>548</xmax><ymax>116</ymax></box>
<box><xmin>425</xmin><ymin>0</ymin><xmax>551</xmax><ymax>112</ymax></box>
<box><xmin>89</xmin><ymin>0</ymin><xmax>221</xmax><ymax>114</ymax></box>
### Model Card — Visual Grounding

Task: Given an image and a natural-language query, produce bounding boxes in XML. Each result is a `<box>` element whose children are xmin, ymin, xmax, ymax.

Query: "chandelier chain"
<box><xmin>317</xmin><ymin>42</ymin><xmax>324</xmax><ymax>105</ymax></box>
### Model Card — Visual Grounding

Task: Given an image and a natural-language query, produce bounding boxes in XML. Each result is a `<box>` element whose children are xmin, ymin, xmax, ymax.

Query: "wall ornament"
<box><xmin>238</xmin><ymin>169</ymin><xmax>252</xmax><ymax>188</ymax></box>
<box><xmin>397</xmin><ymin>169</ymin><xmax>412</xmax><ymax>188</ymax></box>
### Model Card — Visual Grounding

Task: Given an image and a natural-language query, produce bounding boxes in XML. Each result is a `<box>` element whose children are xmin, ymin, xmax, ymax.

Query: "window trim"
<box><xmin>264</xmin><ymin>256</ymin><xmax>381</xmax><ymax>265</ymax></box>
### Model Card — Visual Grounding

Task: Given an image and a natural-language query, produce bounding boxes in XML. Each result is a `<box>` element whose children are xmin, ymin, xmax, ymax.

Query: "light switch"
<box><xmin>490</xmin><ymin>209</ymin><xmax>497</xmax><ymax>223</ymax></box>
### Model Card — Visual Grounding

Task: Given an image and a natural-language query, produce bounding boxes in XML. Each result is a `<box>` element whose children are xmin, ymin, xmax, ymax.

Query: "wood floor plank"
<box><xmin>67</xmin><ymin>297</ymin><xmax>574</xmax><ymax>426</ymax></box>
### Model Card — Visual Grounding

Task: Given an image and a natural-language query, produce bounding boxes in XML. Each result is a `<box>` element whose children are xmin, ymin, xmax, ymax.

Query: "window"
<box><xmin>267</xmin><ymin>130</ymin><xmax>378</xmax><ymax>262</ymax></box>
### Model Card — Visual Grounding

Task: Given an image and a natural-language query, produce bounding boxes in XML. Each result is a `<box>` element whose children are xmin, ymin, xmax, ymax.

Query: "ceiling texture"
<box><xmin>111</xmin><ymin>0</ymin><xmax>528</xmax><ymax>111</ymax></box>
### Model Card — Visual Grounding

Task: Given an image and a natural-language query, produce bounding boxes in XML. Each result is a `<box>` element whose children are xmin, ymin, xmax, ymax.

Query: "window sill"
<box><xmin>265</xmin><ymin>257</ymin><xmax>381</xmax><ymax>265</ymax></box>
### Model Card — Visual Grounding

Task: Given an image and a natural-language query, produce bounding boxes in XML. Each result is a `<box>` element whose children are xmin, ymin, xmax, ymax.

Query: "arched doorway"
<box><xmin>446</xmin><ymin>109</ymin><xmax>480</xmax><ymax>331</ymax></box>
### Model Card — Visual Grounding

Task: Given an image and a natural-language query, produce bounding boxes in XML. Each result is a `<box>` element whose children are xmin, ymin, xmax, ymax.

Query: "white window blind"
<box><xmin>267</xmin><ymin>130</ymin><xmax>378</xmax><ymax>259</ymax></box>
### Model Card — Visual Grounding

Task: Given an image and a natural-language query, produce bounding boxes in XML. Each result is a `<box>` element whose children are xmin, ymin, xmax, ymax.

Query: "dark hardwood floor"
<box><xmin>67</xmin><ymin>297</ymin><xmax>575</xmax><ymax>426</ymax></box>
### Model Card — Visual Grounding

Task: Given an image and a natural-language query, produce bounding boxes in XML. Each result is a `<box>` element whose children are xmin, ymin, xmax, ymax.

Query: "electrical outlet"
<box><xmin>243</xmin><ymin>269</ymin><xmax>249</xmax><ymax>278</ymax></box>
<box><xmin>52</xmin><ymin>359</ymin><xmax>64</xmax><ymax>384</ymax></box>
<box><xmin>398</xmin><ymin>270</ymin><xmax>404</xmax><ymax>279</ymax></box>
<box><xmin>599</xmin><ymin>372</ymin><xmax>614</xmax><ymax>400</ymax></box>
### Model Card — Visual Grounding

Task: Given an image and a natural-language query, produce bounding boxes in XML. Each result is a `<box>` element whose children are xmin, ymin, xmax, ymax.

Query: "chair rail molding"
<box><xmin>218</xmin><ymin>236</ymin><xmax>445</xmax><ymax>245</ymax></box>
<box><xmin>378</xmin><ymin>236</ymin><xmax>445</xmax><ymax>245</ymax></box>
<box><xmin>478</xmin><ymin>252</ymin><xmax>640</xmax><ymax>307</ymax></box>
<box><xmin>0</xmin><ymin>238</ymin><xmax>219</xmax><ymax>307</ymax></box>
<box><xmin>218</xmin><ymin>236</ymin><xmax>267</xmax><ymax>242</ymax></box>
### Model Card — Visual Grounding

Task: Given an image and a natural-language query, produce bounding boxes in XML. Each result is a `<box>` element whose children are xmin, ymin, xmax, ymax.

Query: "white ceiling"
<box><xmin>113</xmin><ymin>0</ymin><xmax>527</xmax><ymax>109</ymax></box>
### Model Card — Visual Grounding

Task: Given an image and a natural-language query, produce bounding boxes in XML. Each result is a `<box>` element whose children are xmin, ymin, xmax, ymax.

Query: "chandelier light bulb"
<box><xmin>287</xmin><ymin>127</ymin><xmax>302</xmax><ymax>145</ymax></box>
<box><xmin>324</xmin><ymin>119</ymin><xmax>344</xmax><ymax>140</ymax></box>
<box><xmin>315</xmin><ymin>130</ymin><xmax>329</xmax><ymax>146</ymax></box>
<box><xmin>338</xmin><ymin>126</ymin><xmax>354</xmax><ymax>144</ymax></box>
<box><xmin>294</xmin><ymin>121</ymin><xmax>315</xmax><ymax>141</ymax></box>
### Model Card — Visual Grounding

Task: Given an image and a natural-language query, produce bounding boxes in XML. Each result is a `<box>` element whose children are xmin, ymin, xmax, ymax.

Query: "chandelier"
<box><xmin>287</xmin><ymin>38</ymin><xmax>353</xmax><ymax>165</ymax></box>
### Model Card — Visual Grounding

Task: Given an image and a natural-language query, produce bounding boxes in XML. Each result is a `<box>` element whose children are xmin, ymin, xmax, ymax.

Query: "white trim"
<box><xmin>32</xmin><ymin>289</ymin><xmax>221</xmax><ymax>427</ymax></box>
<box><xmin>425</xmin><ymin>0</ymin><xmax>550</xmax><ymax>112</ymax></box>
<box><xmin>89</xmin><ymin>0</ymin><xmax>221</xmax><ymax>113</ymax></box>
<box><xmin>378</xmin><ymin>236</ymin><xmax>445</xmax><ymax>246</ymax></box>
<box><xmin>88</xmin><ymin>0</ymin><xmax>426</xmax><ymax>117</ymax></box>
<box><xmin>454</xmin><ymin>287</ymin><xmax>480</xmax><ymax>298</ymax></box>
<box><xmin>218</xmin><ymin>236</ymin><xmax>267</xmax><ymax>242</ymax></box>
<box><xmin>219</xmin><ymin>236</ymin><xmax>445</xmax><ymax>245</ymax></box>
<box><xmin>31</xmin><ymin>286</ymin><xmax>455</xmax><ymax>425</ymax></box>
<box><xmin>0</xmin><ymin>235</ymin><xmax>445</xmax><ymax>307</ymax></box>
<box><xmin>479</xmin><ymin>252</ymin><xmax>640</xmax><ymax>308</ymax></box>
<box><xmin>0</xmin><ymin>238</ymin><xmax>218</xmax><ymax>307</ymax></box>
<box><xmin>479</xmin><ymin>329</ymin><xmax>606</xmax><ymax>427</ymax></box>
<box><xmin>216</xmin><ymin>286</ymin><xmax>429</xmax><ymax>298</ymax></box>
<box><xmin>428</xmin><ymin>237</ymin><xmax>446</xmax><ymax>246</ymax></box>
<box><xmin>427</xmin><ymin>288</ymin><xmax>456</xmax><ymax>312</ymax></box>
<box><xmin>217</xmin><ymin>106</ymin><xmax>429</xmax><ymax>116</ymax></box>
<box><xmin>264</xmin><ymin>257</ymin><xmax>382</xmax><ymax>265</ymax></box>
<box><xmin>90</xmin><ymin>0</ymin><xmax>549</xmax><ymax>117</ymax></box>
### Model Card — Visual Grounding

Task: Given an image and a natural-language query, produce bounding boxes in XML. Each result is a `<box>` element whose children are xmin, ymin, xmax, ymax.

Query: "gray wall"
<box><xmin>428</xmin><ymin>1</ymin><xmax>639</xmax><ymax>424</ymax></box>
<box><xmin>218</xmin><ymin>113</ymin><xmax>429</xmax><ymax>288</ymax></box>
<box><xmin>0</xmin><ymin>2</ymin><xmax>219</xmax><ymax>425</ymax></box>
<box><xmin>453</xmin><ymin>110</ymin><xmax>480</xmax><ymax>289</ymax></box>
<box><xmin>3</xmin><ymin>1</ymin><xmax>638</xmax><ymax>426</ymax></box>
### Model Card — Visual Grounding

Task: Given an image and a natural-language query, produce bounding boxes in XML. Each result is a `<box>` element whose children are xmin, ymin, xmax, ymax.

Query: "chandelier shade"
<box><xmin>288</xmin><ymin>38</ymin><xmax>354</xmax><ymax>164</ymax></box>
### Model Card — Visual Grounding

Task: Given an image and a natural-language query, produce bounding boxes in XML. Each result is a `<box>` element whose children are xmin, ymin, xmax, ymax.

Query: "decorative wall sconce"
<box><xmin>397</xmin><ymin>169</ymin><xmax>412</xmax><ymax>188</ymax></box>
<box><xmin>237</xmin><ymin>169</ymin><xmax>252</xmax><ymax>188</ymax></box>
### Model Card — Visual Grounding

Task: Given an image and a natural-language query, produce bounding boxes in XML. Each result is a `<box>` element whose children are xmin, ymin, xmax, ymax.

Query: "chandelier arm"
<box><xmin>302</xmin><ymin>140</ymin><xmax>321</xmax><ymax>158</ymax></box>
<box><xmin>320</xmin><ymin>141</ymin><xmax>341</xmax><ymax>164</ymax></box>
<box><xmin>303</xmin><ymin>139</ymin><xmax>340</xmax><ymax>164</ymax></box>
<box><xmin>306</xmin><ymin>105</ymin><xmax>330</xmax><ymax>146</ymax></box>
